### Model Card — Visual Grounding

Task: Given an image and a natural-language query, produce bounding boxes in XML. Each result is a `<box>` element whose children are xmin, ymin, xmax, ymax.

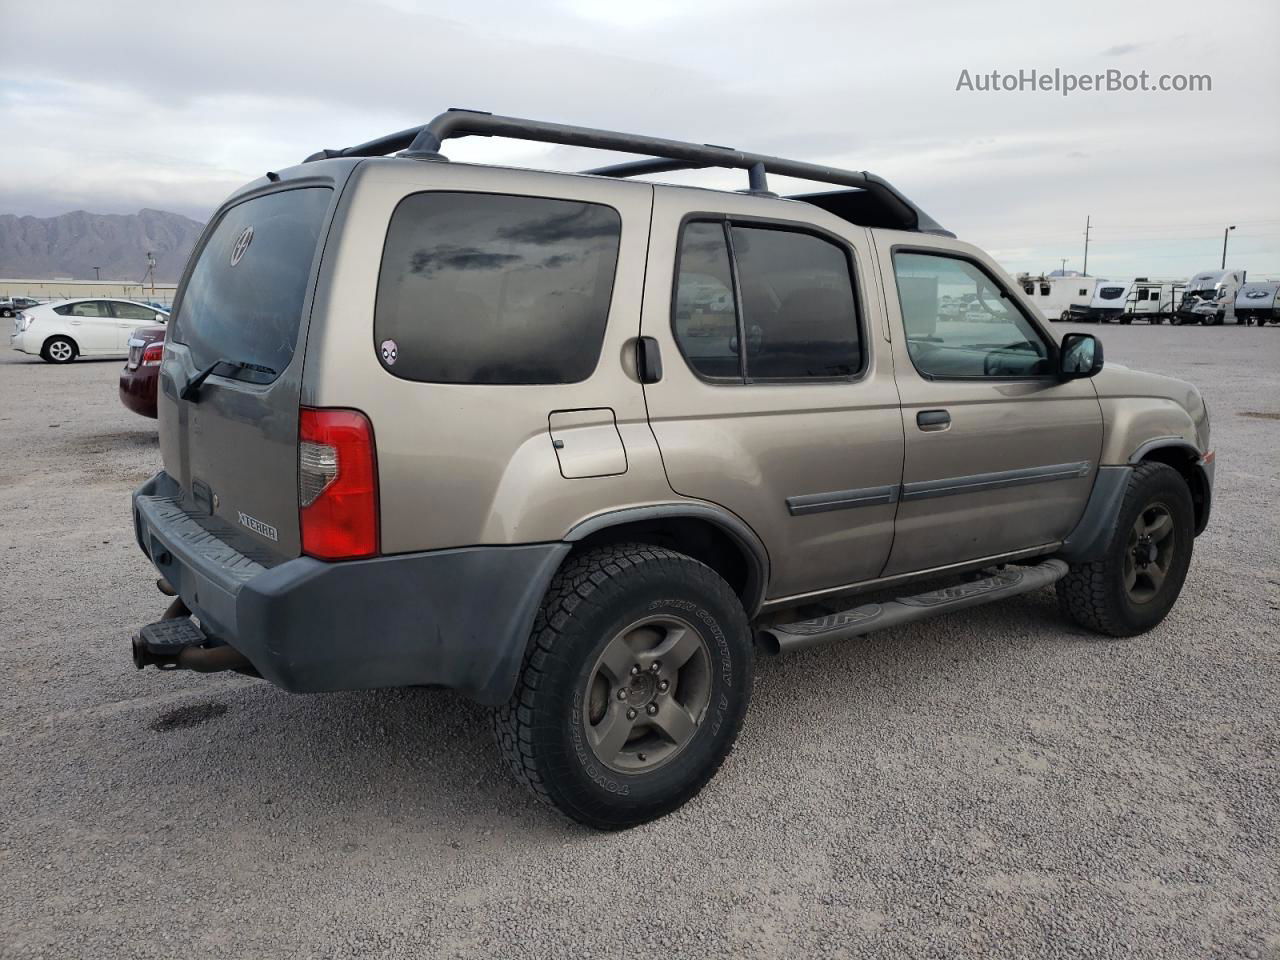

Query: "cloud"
<box><xmin>0</xmin><ymin>0</ymin><xmax>1277</xmax><ymax>279</ymax></box>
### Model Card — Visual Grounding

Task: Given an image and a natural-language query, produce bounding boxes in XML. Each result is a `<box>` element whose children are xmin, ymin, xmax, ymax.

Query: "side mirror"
<box><xmin>1059</xmin><ymin>332</ymin><xmax>1104</xmax><ymax>379</ymax></box>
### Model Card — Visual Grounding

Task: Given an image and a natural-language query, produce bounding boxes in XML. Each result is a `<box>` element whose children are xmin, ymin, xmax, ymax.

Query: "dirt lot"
<box><xmin>1</xmin><ymin>323</ymin><xmax>1277</xmax><ymax>959</ymax></box>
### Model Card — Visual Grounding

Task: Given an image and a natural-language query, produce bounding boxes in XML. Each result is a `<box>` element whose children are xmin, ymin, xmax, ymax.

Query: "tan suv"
<box><xmin>130</xmin><ymin>110</ymin><xmax>1214</xmax><ymax>829</ymax></box>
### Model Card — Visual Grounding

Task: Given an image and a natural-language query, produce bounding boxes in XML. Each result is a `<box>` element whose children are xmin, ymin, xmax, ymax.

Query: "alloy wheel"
<box><xmin>1124</xmin><ymin>502</ymin><xmax>1175</xmax><ymax>604</ymax></box>
<box><xmin>583</xmin><ymin>615</ymin><xmax>712</xmax><ymax>774</ymax></box>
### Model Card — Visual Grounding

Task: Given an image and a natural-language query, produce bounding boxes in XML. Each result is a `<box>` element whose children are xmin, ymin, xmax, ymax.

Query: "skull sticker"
<box><xmin>380</xmin><ymin>339</ymin><xmax>398</xmax><ymax>365</ymax></box>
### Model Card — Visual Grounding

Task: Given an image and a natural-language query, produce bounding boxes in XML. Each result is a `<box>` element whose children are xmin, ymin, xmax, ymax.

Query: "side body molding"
<box><xmin>565</xmin><ymin>503</ymin><xmax>771</xmax><ymax>616</ymax></box>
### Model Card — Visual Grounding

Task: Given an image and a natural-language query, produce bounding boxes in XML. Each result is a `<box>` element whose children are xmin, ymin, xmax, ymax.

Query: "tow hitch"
<box><xmin>132</xmin><ymin>597</ymin><xmax>256</xmax><ymax>675</ymax></box>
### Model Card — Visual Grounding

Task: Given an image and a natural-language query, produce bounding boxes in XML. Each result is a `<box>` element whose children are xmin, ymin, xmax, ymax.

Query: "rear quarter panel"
<box><xmin>303</xmin><ymin>160</ymin><xmax>675</xmax><ymax>552</ymax></box>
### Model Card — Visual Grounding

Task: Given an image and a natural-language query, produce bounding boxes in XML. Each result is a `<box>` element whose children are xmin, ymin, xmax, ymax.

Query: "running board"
<box><xmin>758</xmin><ymin>559</ymin><xmax>1069</xmax><ymax>654</ymax></box>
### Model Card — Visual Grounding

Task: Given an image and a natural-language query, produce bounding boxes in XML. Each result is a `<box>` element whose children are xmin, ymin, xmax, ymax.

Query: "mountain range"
<box><xmin>0</xmin><ymin>209</ymin><xmax>205</xmax><ymax>283</ymax></box>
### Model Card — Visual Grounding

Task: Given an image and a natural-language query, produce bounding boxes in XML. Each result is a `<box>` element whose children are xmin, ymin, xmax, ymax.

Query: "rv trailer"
<box><xmin>1068</xmin><ymin>278</ymin><xmax>1134</xmax><ymax>322</ymax></box>
<box><xmin>1018</xmin><ymin>274</ymin><xmax>1099</xmax><ymax>322</ymax></box>
<box><xmin>1117</xmin><ymin>278</ymin><xmax>1186</xmax><ymax>324</ymax></box>
<box><xmin>1234</xmin><ymin>280</ymin><xmax>1279</xmax><ymax>326</ymax></box>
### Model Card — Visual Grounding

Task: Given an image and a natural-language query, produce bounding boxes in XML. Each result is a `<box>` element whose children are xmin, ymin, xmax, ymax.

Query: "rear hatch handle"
<box><xmin>180</xmin><ymin>358</ymin><xmax>278</xmax><ymax>401</ymax></box>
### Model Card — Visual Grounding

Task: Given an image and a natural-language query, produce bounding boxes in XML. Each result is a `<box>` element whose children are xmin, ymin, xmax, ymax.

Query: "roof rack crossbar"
<box><xmin>302</xmin><ymin>109</ymin><xmax>950</xmax><ymax>235</ymax></box>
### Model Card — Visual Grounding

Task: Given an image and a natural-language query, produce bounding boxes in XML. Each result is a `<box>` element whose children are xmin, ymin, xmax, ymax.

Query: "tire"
<box><xmin>0</xmin><ymin>308</ymin><xmax>13</xmax><ymax>319</ymax></box>
<box><xmin>493</xmin><ymin>543</ymin><xmax>753</xmax><ymax>830</ymax></box>
<box><xmin>1056</xmin><ymin>461</ymin><xmax>1195</xmax><ymax>637</ymax></box>
<box><xmin>40</xmin><ymin>336</ymin><xmax>78</xmax><ymax>364</ymax></box>
<box><xmin>1059</xmin><ymin>311</ymin><xmax>1071</xmax><ymax>323</ymax></box>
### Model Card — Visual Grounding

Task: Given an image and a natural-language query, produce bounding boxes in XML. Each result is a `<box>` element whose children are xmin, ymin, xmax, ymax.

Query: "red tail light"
<box><xmin>141</xmin><ymin>342</ymin><xmax>164</xmax><ymax>366</ymax></box>
<box><xmin>298</xmin><ymin>408</ymin><xmax>378</xmax><ymax>560</ymax></box>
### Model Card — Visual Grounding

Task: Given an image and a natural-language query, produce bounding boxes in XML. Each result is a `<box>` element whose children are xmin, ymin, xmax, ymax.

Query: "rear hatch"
<box><xmin>157</xmin><ymin>183</ymin><xmax>336</xmax><ymax>564</ymax></box>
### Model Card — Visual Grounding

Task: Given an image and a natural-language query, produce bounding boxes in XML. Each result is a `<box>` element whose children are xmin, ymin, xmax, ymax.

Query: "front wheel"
<box><xmin>1057</xmin><ymin>462</ymin><xmax>1195</xmax><ymax>637</ymax></box>
<box><xmin>493</xmin><ymin>543</ymin><xmax>753</xmax><ymax>829</ymax></box>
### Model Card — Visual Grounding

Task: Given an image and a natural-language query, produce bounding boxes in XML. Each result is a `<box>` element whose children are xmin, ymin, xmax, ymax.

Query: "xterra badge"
<box><xmin>237</xmin><ymin>511</ymin><xmax>278</xmax><ymax>542</ymax></box>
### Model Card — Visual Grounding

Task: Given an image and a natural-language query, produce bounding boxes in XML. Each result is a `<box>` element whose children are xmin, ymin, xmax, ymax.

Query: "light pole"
<box><xmin>1082</xmin><ymin>215</ymin><xmax>1092</xmax><ymax>276</ymax></box>
<box><xmin>92</xmin><ymin>266</ymin><xmax>100</xmax><ymax>281</ymax></box>
<box><xmin>1221</xmin><ymin>225</ymin><xmax>1236</xmax><ymax>269</ymax></box>
<box><xmin>1060</xmin><ymin>258</ymin><xmax>1068</xmax><ymax>275</ymax></box>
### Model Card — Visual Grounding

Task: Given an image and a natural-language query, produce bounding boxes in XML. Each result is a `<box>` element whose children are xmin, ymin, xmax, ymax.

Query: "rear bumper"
<box><xmin>132</xmin><ymin>471</ymin><xmax>569</xmax><ymax>705</ymax></box>
<box><xmin>119</xmin><ymin>366</ymin><xmax>159</xmax><ymax>418</ymax></box>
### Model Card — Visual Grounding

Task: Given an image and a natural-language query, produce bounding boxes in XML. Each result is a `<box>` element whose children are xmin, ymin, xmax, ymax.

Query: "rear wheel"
<box><xmin>1057</xmin><ymin>462</ymin><xmax>1195</xmax><ymax>636</ymax></box>
<box><xmin>40</xmin><ymin>336</ymin><xmax>77</xmax><ymax>364</ymax></box>
<box><xmin>493</xmin><ymin>543</ymin><xmax>753</xmax><ymax>829</ymax></box>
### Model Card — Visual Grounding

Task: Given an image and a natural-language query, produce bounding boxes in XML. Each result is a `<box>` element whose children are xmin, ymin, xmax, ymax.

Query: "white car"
<box><xmin>10</xmin><ymin>298</ymin><xmax>170</xmax><ymax>364</ymax></box>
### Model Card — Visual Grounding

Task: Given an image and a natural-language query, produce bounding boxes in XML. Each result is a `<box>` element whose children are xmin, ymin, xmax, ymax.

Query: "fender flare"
<box><xmin>565</xmin><ymin>503</ymin><xmax>771</xmax><ymax>616</ymax></box>
<box><xmin>1126</xmin><ymin>437</ymin><xmax>1201</xmax><ymax>464</ymax></box>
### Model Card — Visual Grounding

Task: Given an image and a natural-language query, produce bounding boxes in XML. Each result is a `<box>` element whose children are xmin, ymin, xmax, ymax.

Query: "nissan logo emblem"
<box><xmin>230</xmin><ymin>226</ymin><xmax>254</xmax><ymax>266</ymax></box>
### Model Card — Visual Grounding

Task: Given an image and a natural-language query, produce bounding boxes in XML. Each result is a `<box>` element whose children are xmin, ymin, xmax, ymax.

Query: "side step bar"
<box><xmin>758</xmin><ymin>559</ymin><xmax>1069</xmax><ymax>654</ymax></box>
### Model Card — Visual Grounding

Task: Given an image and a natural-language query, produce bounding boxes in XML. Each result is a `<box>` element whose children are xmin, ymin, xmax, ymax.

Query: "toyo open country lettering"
<box><xmin>129</xmin><ymin>109</ymin><xmax>1213</xmax><ymax>829</ymax></box>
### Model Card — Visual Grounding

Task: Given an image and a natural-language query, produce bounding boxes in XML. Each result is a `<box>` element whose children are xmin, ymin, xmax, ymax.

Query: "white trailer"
<box><xmin>1235</xmin><ymin>281</ymin><xmax>1279</xmax><ymax>326</ymax></box>
<box><xmin>1116</xmin><ymin>278</ymin><xmax>1186</xmax><ymax>324</ymax></box>
<box><xmin>1067</xmin><ymin>279</ymin><xmax>1134</xmax><ymax>322</ymax></box>
<box><xmin>1174</xmin><ymin>269</ymin><xmax>1247</xmax><ymax>325</ymax></box>
<box><xmin>1018</xmin><ymin>274</ymin><xmax>1099</xmax><ymax>322</ymax></box>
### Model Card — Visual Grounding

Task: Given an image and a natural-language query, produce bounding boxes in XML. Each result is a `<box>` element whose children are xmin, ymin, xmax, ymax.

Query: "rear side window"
<box><xmin>375</xmin><ymin>192</ymin><xmax>622</xmax><ymax>384</ymax></box>
<box><xmin>672</xmin><ymin>219</ymin><xmax>862</xmax><ymax>382</ymax></box>
<box><xmin>171</xmin><ymin>187</ymin><xmax>332</xmax><ymax>380</ymax></box>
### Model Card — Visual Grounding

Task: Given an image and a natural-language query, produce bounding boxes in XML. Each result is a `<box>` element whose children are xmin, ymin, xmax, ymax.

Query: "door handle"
<box><xmin>916</xmin><ymin>409</ymin><xmax>951</xmax><ymax>431</ymax></box>
<box><xmin>636</xmin><ymin>336</ymin><xmax>663</xmax><ymax>384</ymax></box>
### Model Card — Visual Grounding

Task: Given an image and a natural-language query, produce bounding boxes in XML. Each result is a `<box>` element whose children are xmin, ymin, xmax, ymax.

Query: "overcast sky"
<box><xmin>3</xmin><ymin>0</ymin><xmax>1277</xmax><ymax>279</ymax></box>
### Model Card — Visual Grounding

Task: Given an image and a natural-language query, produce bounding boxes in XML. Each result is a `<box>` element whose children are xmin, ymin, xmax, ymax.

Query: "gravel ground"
<box><xmin>1</xmin><ymin>323</ymin><xmax>1277</xmax><ymax>959</ymax></box>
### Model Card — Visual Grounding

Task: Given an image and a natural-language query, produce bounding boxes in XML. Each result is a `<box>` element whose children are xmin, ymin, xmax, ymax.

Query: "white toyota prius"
<box><xmin>10</xmin><ymin>298</ymin><xmax>169</xmax><ymax>364</ymax></box>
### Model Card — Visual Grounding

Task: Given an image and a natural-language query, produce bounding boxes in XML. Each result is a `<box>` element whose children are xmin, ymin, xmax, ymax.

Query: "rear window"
<box><xmin>1099</xmin><ymin>286</ymin><xmax>1126</xmax><ymax>300</ymax></box>
<box><xmin>171</xmin><ymin>187</ymin><xmax>331</xmax><ymax>380</ymax></box>
<box><xmin>374</xmin><ymin>192</ymin><xmax>621</xmax><ymax>384</ymax></box>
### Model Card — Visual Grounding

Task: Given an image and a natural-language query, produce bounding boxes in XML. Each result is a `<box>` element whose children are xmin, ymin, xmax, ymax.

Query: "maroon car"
<box><xmin>119</xmin><ymin>326</ymin><xmax>167</xmax><ymax>418</ymax></box>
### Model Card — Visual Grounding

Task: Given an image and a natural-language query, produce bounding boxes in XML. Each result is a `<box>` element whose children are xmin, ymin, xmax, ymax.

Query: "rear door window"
<box><xmin>730</xmin><ymin>225</ymin><xmax>861</xmax><ymax>379</ymax></box>
<box><xmin>671</xmin><ymin>219</ymin><xmax>863</xmax><ymax>382</ymax></box>
<box><xmin>171</xmin><ymin>187</ymin><xmax>332</xmax><ymax>381</ymax></box>
<box><xmin>374</xmin><ymin>192</ymin><xmax>622</xmax><ymax>384</ymax></box>
<box><xmin>672</xmin><ymin>222</ymin><xmax>740</xmax><ymax>379</ymax></box>
<box><xmin>65</xmin><ymin>301</ymin><xmax>110</xmax><ymax>317</ymax></box>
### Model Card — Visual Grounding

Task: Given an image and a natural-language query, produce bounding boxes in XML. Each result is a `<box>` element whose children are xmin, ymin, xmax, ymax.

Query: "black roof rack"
<box><xmin>303</xmin><ymin>109</ymin><xmax>953</xmax><ymax>237</ymax></box>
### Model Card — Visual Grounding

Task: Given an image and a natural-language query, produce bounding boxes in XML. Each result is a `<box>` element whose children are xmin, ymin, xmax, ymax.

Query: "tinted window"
<box><xmin>375</xmin><ymin>192</ymin><xmax>621</xmax><ymax>385</ymax></box>
<box><xmin>172</xmin><ymin>187</ymin><xmax>331</xmax><ymax>380</ymax></box>
<box><xmin>731</xmin><ymin>226</ymin><xmax>860</xmax><ymax>379</ymax></box>
<box><xmin>893</xmin><ymin>252</ymin><xmax>1050</xmax><ymax>379</ymax></box>
<box><xmin>111</xmin><ymin>301</ymin><xmax>160</xmax><ymax>321</ymax></box>
<box><xmin>673</xmin><ymin>221</ymin><xmax>740</xmax><ymax>380</ymax></box>
<box><xmin>1099</xmin><ymin>286</ymin><xmax>1126</xmax><ymax>300</ymax></box>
